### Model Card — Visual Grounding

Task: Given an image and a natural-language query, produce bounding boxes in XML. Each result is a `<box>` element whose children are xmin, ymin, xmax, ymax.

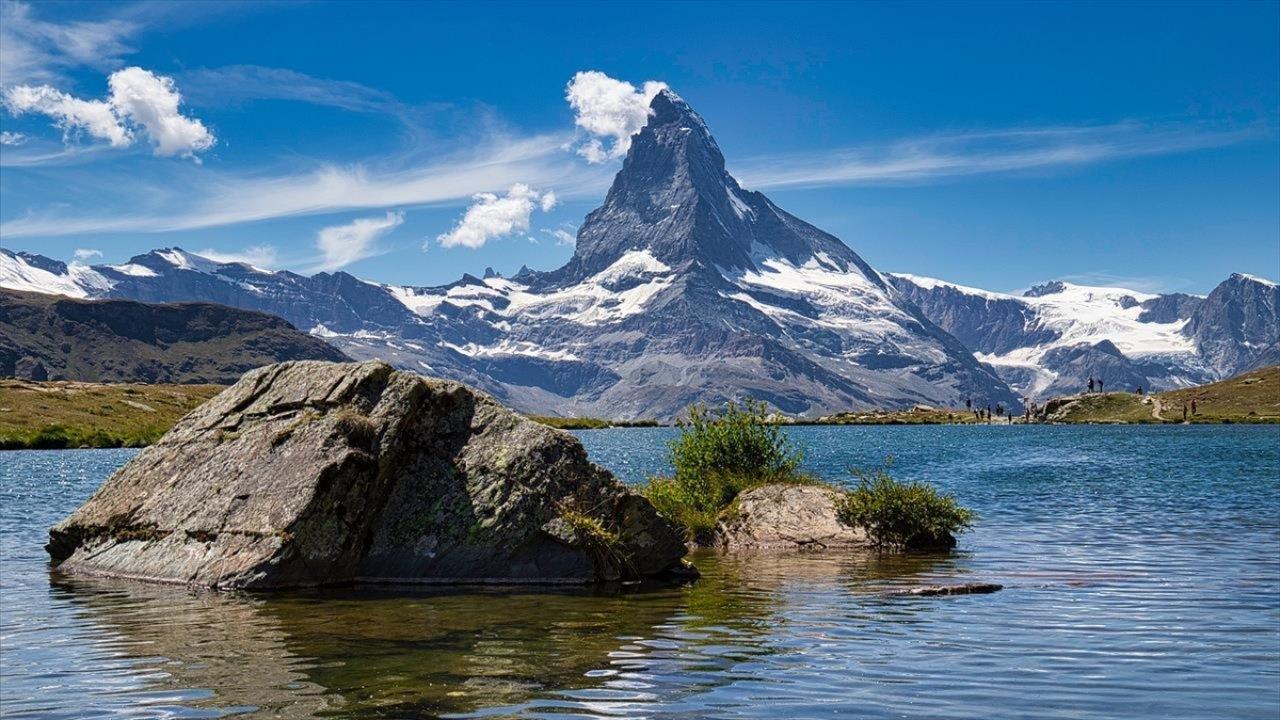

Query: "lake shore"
<box><xmin>3</xmin><ymin>366</ymin><xmax>1276</xmax><ymax>449</ymax></box>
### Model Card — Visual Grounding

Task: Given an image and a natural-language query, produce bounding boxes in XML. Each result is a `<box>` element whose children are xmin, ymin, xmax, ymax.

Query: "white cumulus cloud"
<box><xmin>436</xmin><ymin>184</ymin><xmax>557</xmax><ymax>249</ymax></box>
<box><xmin>72</xmin><ymin>247</ymin><xmax>101</xmax><ymax>260</ymax></box>
<box><xmin>107</xmin><ymin>67</ymin><xmax>215</xmax><ymax>158</ymax></box>
<box><xmin>315</xmin><ymin>211</ymin><xmax>403</xmax><ymax>271</ymax></box>
<box><xmin>3</xmin><ymin>84</ymin><xmax>129</xmax><ymax>146</ymax></box>
<box><xmin>0</xmin><ymin>130</ymin><xmax>27</xmax><ymax>145</ymax></box>
<box><xmin>3</xmin><ymin>66</ymin><xmax>214</xmax><ymax>159</ymax></box>
<box><xmin>565</xmin><ymin>70</ymin><xmax>666</xmax><ymax>164</ymax></box>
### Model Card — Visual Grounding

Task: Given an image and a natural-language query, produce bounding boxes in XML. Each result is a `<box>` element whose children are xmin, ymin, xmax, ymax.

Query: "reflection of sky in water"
<box><xmin>1</xmin><ymin>425</ymin><xmax>1277</xmax><ymax>719</ymax></box>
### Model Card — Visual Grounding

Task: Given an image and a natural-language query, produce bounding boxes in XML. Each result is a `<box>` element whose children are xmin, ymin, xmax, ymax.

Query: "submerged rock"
<box><xmin>891</xmin><ymin>583</ymin><xmax>1003</xmax><ymax>597</ymax></box>
<box><xmin>47</xmin><ymin>361</ymin><xmax>692</xmax><ymax>589</ymax></box>
<box><xmin>714</xmin><ymin>484</ymin><xmax>869</xmax><ymax>550</ymax></box>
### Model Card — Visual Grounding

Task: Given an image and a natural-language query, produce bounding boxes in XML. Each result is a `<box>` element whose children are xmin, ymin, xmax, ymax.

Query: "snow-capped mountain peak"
<box><xmin>4</xmin><ymin>91</ymin><xmax>1273</xmax><ymax>418</ymax></box>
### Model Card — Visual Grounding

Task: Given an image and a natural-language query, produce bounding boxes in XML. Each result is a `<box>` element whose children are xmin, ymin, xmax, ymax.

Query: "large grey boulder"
<box><xmin>47</xmin><ymin>361</ymin><xmax>693</xmax><ymax>589</ymax></box>
<box><xmin>714</xmin><ymin>484</ymin><xmax>869</xmax><ymax>551</ymax></box>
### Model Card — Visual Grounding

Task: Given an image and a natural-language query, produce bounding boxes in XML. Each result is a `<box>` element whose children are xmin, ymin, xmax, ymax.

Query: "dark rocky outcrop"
<box><xmin>47</xmin><ymin>361</ymin><xmax>692</xmax><ymax>589</ymax></box>
<box><xmin>715</xmin><ymin>484</ymin><xmax>869</xmax><ymax>550</ymax></box>
<box><xmin>0</xmin><ymin>289</ymin><xmax>349</xmax><ymax>384</ymax></box>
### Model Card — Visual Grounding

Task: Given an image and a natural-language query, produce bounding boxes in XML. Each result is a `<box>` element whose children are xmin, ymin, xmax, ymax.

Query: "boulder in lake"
<box><xmin>714</xmin><ymin>484</ymin><xmax>869</xmax><ymax>550</ymax></box>
<box><xmin>47</xmin><ymin>361</ymin><xmax>694</xmax><ymax>589</ymax></box>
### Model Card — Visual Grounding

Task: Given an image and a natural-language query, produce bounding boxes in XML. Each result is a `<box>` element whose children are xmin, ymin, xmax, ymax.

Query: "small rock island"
<box><xmin>47</xmin><ymin>361</ymin><xmax>693</xmax><ymax>589</ymax></box>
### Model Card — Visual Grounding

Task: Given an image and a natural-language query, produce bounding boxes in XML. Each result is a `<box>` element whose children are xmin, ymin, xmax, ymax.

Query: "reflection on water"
<box><xmin>39</xmin><ymin>550</ymin><xmax>954</xmax><ymax>718</ymax></box>
<box><xmin>3</xmin><ymin>426</ymin><xmax>1279</xmax><ymax>719</ymax></box>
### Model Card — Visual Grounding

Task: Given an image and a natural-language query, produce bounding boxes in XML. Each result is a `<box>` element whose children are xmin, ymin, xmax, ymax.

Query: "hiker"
<box><xmin>1191</xmin><ymin>399</ymin><xmax>1198</xmax><ymax>415</ymax></box>
<box><xmin>1098</xmin><ymin>378</ymin><xmax>1105</xmax><ymax>392</ymax></box>
<box><xmin>1182</xmin><ymin>404</ymin><xmax>1188</xmax><ymax>421</ymax></box>
<box><xmin>966</xmin><ymin>397</ymin><xmax>972</xmax><ymax>410</ymax></box>
<box><xmin>1088</xmin><ymin>377</ymin><xmax>1095</xmax><ymax>393</ymax></box>
<box><xmin>1136</xmin><ymin>386</ymin><xmax>1143</xmax><ymax>396</ymax></box>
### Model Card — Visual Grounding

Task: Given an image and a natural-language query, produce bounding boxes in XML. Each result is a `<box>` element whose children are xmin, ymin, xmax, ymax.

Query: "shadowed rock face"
<box><xmin>47</xmin><ymin>361</ymin><xmax>691</xmax><ymax>589</ymax></box>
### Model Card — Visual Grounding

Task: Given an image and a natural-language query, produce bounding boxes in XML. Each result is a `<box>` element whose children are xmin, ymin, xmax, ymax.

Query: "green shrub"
<box><xmin>670</xmin><ymin>400</ymin><xmax>802</xmax><ymax>482</ymax></box>
<box><xmin>835</xmin><ymin>469</ymin><xmax>972</xmax><ymax>550</ymax></box>
<box><xmin>641</xmin><ymin>400</ymin><xmax>813</xmax><ymax>544</ymax></box>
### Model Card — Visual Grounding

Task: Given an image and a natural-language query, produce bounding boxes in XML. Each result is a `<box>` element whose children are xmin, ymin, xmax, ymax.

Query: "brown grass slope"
<box><xmin>0</xmin><ymin>380</ymin><xmax>223</xmax><ymax>449</ymax></box>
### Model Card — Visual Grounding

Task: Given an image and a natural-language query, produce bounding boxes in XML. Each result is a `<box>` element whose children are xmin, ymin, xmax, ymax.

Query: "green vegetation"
<box><xmin>836</xmin><ymin>465</ymin><xmax>973</xmax><ymax>549</ymax></box>
<box><xmin>529</xmin><ymin>415</ymin><xmax>661</xmax><ymax>429</ymax></box>
<box><xmin>640</xmin><ymin>400</ymin><xmax>976</xmax><ymax>549</ymax></box>
<box><xmin>806</xmin><ymin>407</ymin><xmax>980</xmax><ymax>425</ymax></box>
<box><xmin>557</xmin><ymin>505</ymin><xmax>629</xmax><ymax>572</ymax></box>
<box><xmin>1046</xmin><ymin>392</ymin><xmax>1159</xmax><ymax>424</ymax></box>
<box><xmin>1046</xmin><ymin>366</ymin><xmax>1280</xmax><ymax>424</ymax></box>
<box><xmin>639</xmin><ymin>401</ymin><xmax>819</xmax><ymax>544</ymax></box>
<box><xmin>1158</xmin><ymin>366</ymin><xmax>1280</xmax><ymax>423</ymax></box>
<box><xmin>0</xmin><ymin>379</ymin><xmax>222</xmax><ymax>450</ymax></box>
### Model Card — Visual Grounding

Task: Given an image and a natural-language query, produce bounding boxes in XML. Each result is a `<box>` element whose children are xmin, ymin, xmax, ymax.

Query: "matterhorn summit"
<box><xmin>0</xmin><ymin>91</ymin><xmax>1032</xmax><ymax>418</ymax></box>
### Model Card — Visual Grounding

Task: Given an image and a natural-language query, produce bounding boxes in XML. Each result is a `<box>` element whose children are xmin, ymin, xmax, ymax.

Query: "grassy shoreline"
<box><xmin>3</xmin><ymin>367</ymin><xmax>1275</xmax><ymax>450</ymax></box>
<box><xmin>0</xmin><ymin>380</ymin><xmax>222</xmax><ymax>450</ymax></box>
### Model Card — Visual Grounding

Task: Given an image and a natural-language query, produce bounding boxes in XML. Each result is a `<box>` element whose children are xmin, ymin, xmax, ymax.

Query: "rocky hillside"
<box><xmin>890</xmin><ymin>273</ymin><xmax>1278</xmax><ymax>400</ymax></box>
<box><xmin>0</xmin><ymin>290</ymin><xmax>348</xmax><ymax>384</ymax></box>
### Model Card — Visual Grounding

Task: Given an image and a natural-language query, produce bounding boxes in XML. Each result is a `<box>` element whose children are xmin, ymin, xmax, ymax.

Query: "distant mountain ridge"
<box><xmin>2</xmin><ymin>91</ymin><xmax>1275</xmax><ymax>413</ymax></box>
<box><xmin>889</xmin><ymin>272</ymin><xmax>1278</xmax><ymax>398</ymax></box>
<box><xmin>0</xmin><ymin>289</ymin><xmax>349</xmax><ymax>384</ymax></box>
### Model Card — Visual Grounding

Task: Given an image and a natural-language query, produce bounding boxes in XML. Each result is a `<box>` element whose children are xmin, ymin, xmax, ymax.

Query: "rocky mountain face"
<box><xmin>1184</xmin><ymin>274</ymin><xmax>1280</xmax><ymax>374</ymax></box>
<box><xmin>0</xmin><ymin>289</ymin><xmax>348</xmax><ymax>384</ymax></box>
<box><xmin>0</xmin><ymin>91</ymin><xmax>1020</xmax><ymax>417</ymax></box>
<box><xmin>889</xmin><ymin>272</ymin><xmax>1279</xmax><ymax>399</ymax></box>
<box><xmin>2</xmin><ymin>91</ymin><xmax>1273</xmax><ymax>413</ymax></box>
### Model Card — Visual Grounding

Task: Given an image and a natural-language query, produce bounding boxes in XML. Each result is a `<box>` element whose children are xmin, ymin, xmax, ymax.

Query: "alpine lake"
<box><xmin>1</xmin><ymin>424</ymin><xmax>1277</xmax><ymax>719</ymax></box>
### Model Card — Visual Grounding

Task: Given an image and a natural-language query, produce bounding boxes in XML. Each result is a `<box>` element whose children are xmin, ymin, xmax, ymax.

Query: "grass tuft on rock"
<box><xmin>835</xmin><ymin>465</ymin><xmax>973</xmax><ymax>550</ymax></box>
<box><xmin>640</xmin><ymin>400</ymin><xmax>820</xmax><ymax>544</ymax></box>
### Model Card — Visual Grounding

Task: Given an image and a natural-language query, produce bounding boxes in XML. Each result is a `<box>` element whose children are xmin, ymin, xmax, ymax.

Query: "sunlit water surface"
<box><xmin>1</xmin><ymin>426</ymin><xmax>1278</xmax><ymax>718</ymax></box>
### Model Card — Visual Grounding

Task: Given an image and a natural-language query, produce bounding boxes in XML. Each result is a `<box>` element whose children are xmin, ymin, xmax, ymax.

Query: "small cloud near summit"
<box><xmin>437</xmin><ymin>184</ymin><xmax>558</xmax><ymax>250</ymax></box>
<box><xmin>565</xmin><ymin>71</ymin><xmax>667</xmax><ymax>164</ymax></box>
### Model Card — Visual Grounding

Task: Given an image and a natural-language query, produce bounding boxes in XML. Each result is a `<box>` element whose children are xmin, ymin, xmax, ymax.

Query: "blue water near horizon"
<box><xmin>1</xmin><ymin>425</ymin><xmax>1278</xmax><ymax>718</ymax></box>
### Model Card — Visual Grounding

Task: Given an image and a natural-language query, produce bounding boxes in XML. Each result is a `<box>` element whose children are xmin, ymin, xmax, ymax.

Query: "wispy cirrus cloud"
<box><xmin>311</xmin><ymin>210</ymin><xmax>404</xmax><ymax>272</ymax></box>
<box><xmin>178</xmin><ymin>64</ymin><xmax>448</xmax><ymax>128</ymax></box>
<box><xmin>735</xmin><ymin>122</ymin><xmax>1264</xmax><ymax>190</ymax></box>
<box><xmin>193</xmin><ymin>244</ymin><xmax>279</xmax><ymax>269</ymax></box>
<box><xmin>0</xmin><ymin>74</ymin><xmax>1264</xmax><ymax>240</ymax></box>
<box><xmin>0</xmin><ymin>0</ymin><xmax>137</xmax><ymax>86</ymax></box>
<box><xmin>0</xmin><ymin>0</ymin><xmax>254</xmax><ymax>87</ymax></box>
<box><xmin>0</xmin><ymin>132</ymin><xmax>608</xmax><ymax>237</ymax></box>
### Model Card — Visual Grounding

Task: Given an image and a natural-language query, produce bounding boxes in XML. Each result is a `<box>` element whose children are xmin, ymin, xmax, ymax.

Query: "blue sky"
<box><xmin>0</xmin><ymin>0</ymin><xmax>1276</xmax><ymax>294</ymax></box>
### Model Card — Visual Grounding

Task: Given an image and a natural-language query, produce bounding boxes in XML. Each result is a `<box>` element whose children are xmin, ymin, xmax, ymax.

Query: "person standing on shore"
<box><xmin>1099</xmin><ymin>378</ymin><xmax>1105</xmax><ymax>393</ymax></box>
<box><xmin>1183</xmin><ymin>404</ymin><xmax>1188</xmax><ymax>421</ymax></box>
<box><xmin>1088</xmin><ymin>377</ymin><xmax>1095</xmax><ymax>393</ymax></box>
<box><xmin>1191</xmin><ymin>399</ymin><xmax>1198</xmax><ymax>415</ymax></box>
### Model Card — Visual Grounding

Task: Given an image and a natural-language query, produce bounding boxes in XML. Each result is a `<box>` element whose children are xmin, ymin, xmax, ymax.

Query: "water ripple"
<box><xmin>1</xmin><ymin>426</ymin><xmax>1278</xmax><ymax>718</ymax></box>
